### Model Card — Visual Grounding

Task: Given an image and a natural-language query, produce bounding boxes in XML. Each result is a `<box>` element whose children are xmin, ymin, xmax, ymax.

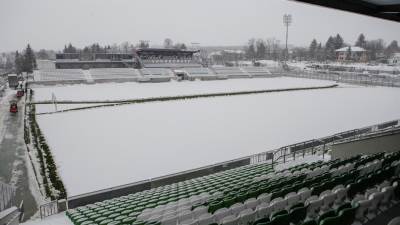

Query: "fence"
<box><xmin>285</xmin><ymin>69</ymin><xmax>400</xmax><ymax>87</ymax></box>
<box><xmin>0</xmin><ymin>181</ymin><xmax>16</xmax><ymax>212</ymax></box>
<box><xmin>39</xmin><ymin>200</ymin><xmax>59</xmax><ymax>219</ymax></box>
<box><xmin>250</xmin><ymin>119</ymin><xmax>400</xmax><ymax>165</ymax></box>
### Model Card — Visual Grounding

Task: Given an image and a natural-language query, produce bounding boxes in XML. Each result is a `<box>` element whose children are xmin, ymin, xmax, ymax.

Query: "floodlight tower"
<box><xmin>283</xmin><ymin>14</ymin><xmax>292</xmax><ymax>62</ymax></box>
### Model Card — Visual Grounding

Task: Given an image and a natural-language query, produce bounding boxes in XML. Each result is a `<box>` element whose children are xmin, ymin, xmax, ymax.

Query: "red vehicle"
<box><xmin>10</xmin><ymin>101</ymin><xmax>18</xmax><ymax>113</ymax></box>
<box><xmin>16</xmin><ymin>90</ymin><xmax>24</xmax><ymax>97</ymax></box>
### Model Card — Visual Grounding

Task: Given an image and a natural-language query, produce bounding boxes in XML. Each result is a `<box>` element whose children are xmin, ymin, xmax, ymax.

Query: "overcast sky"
<box><xmin>1</xmin><ymin>0</ymin><xmax>400</xmax><ymax>52</ymax></box>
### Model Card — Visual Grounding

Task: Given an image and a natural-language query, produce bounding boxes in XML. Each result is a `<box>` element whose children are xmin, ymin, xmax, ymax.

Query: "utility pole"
<box><xmin>283</xmin><ymin>14</ymin><xmax>292</xmax><ymax>63</ymax></box>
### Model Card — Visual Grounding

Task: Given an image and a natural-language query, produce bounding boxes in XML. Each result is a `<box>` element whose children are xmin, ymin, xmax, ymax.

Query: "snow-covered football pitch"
<box><xmin>33</xmin><ymin>77</ymin><xmax>400</xmax><ymax>196</ymax></box>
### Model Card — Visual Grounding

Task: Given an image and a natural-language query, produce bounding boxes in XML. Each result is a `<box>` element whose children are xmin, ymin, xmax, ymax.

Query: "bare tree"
<box><xmin>266</xmin><ymin>38</ymin><xmax>281</xmax><ymax>60</ymax></box>
<box><xmin>120</xmin><ymin>41</ymin><xmax>131</xmax><ymax>53</ymax></box>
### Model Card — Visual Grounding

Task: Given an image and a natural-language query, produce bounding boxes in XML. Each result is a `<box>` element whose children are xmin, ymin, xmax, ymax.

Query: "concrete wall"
<box><xmin>67</xmin><ymin>157</ymin><xmax>250</xmax><ymax>209</ymax></box>
<box><xmin>331</xmin><ymin>132</ymin><xmax>400</xmax><ymax>159</ymax></box>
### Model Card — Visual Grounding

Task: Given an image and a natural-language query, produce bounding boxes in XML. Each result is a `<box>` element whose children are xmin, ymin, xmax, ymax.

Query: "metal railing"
<box><xmin>285</xmin><ymin>69</ymin><xmax>400</xmax><ymax>87</ymax></box>
<box><xmin>250</xmin><ymin>119</ymin><xmax>400</xmax><ymax>165</ymax></box>
<box><xmin>39</xmin><ymin>200</ymin><xmax>58</xmax><ymax>219</ymax></box>
<box><xmin>0</xmin><ymin>181</ymin><xmax>16</xmax><ymax>212</ymax></box>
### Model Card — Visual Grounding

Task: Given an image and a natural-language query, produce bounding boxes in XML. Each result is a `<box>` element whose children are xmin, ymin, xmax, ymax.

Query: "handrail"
<box><xmin>0</xmin><ymin>181</ymin><xmax>16</xmax><ymax>212</ymax></box>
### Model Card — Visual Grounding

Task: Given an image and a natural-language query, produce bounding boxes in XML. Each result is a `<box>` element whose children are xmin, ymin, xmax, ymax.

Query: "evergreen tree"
<box><xmin>325</xmin><ymin>36</ymin><xmax>336</xmax><ymax>60</ymax></box>
<box><xmin>82</xmin><ymin>47</ymin><xmax>90</xmax><ymax>53</ymax></box>
<box><xmin>63</xmin><ymin>43</ymin><xmax>77</xmax><ymax>53</ymax></box>
<box><xmin>355</xmin><ymin>33</ymin><xmax>367</xmax><ymax>49</ymax></box>
<box><xmin>385</xmin><ymin>40</ymin><xmax>399</xmax><ymax>57</ymax></box>
<box><xmin>334</xmin><ymin>34</ymin><xmax>344</xmax><ymax>49</ymax></box>
<box><xmin>23</xmin><ymin>44</ymin><xmax>37</xmax><ymax>73</ymax></box>
<box><xmin>309</xmin><ymin>39</ymin><xmax>318</xmax><ymax>60</ymax></box>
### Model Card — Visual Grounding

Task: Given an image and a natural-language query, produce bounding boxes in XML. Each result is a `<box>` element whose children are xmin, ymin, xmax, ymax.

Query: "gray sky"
<box><xmin>1</xmin><ymin>0</ymin><xmax>400</xmax><ymax>52</ymax></box>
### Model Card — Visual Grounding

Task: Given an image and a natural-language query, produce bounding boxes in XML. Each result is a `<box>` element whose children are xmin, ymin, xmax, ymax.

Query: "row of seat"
<box><xmin>184</xmin><ymin>68</ymin><xmax>213</xmax><ymax>76</ymax></box>
<box><xmin>66</xmin><ymin>163</ymin><xmax>276</xmax><ymax>225</ymax></box>
<box><xmin>66</xmin><ymin>152</ymin><xmax>400</xmax><ymax>225</ymax></box>
<box><xmin>212</xmin><ymin>67</ymin><xmax>247</xmax><ymax>77</ymax></box>
<box><xmin>156</xmin><ymin>153</ymin><xmax>400</xmax><ymax>225</ymax></box>
<box><xmin>89</xmin><ymin>68</ymin><xmax>139</xmax><ymax>80</ymax></box>
<box><xmin>137</xmin><ymin>156</ymin><xmax>369</xmax><ymax>225</ymax></box>
<box><xmin>140</xmin><ymin>68</ymin><xmax>174</xmax><ymax>77</ymax></box>
<box><xmin>36</xmin><ymin>69</ymin><xmax>85</xmax><ymax>81</ymax></box>
<box><xmin>242</xmin><ymin>67</ymin><xmax>271</xmax><ymax>77</ymax></box>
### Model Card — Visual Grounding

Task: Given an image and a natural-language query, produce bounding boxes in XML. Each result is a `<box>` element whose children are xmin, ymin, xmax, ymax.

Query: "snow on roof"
<box><xmin>209</xmin><ymin>50</ymin><xmax>244</xmax><ymax>56</ymax></box>
<box><xmin>335</xmin><ymin>46</ymin><xmax>366</xmax><ymax>52</ymax></box>
<box><xmin>391</xmin><ymin>53</ymin><xmax>400</xmax><ymax>57</ymax></box>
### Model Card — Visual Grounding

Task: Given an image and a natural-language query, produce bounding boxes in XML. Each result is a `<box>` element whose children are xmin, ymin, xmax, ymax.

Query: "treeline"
<box><xmin>62</xmin><ymin>38</ymin><xmax>188</xmax><ymax>55</ymax></box>
<box><xmin>244</xmin><ymin>38</ymin><xmax>282</xmax><ymax>60</ymax></box>
<box><xmin>244</xmin><ymin>34</ymin><xmax>399</xmax><ymax>62</ymax></box>
<box><xmin>306</xmin><ymin>33</ymin><xmax>399</xmax><ymax>61</ymax></box>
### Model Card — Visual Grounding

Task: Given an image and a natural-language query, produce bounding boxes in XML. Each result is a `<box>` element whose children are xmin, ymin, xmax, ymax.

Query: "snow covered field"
<box><xmin>33</xmin><ymin>78</ymin><xmax>336</xmax><ymax>114</ymax></box>
<box><xmin>35</xmin><ymin>78</ymin><xmax>400</xmax><ymax>196</ymax></box>
<box><xmin>33</xmin><ymin>78</ymin><xmax>335</xmax><ymax>101</ymax></box>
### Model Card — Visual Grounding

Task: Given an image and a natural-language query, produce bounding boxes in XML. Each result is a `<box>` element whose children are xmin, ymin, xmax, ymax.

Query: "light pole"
<box><xmin>283</xmin><ymin>14</ymin><xmax>292</xmax><ymax>63</ymax></box>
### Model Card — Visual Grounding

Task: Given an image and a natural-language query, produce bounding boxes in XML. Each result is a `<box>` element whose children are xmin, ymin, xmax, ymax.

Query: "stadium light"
<box><xmin>283</xmin><ymin>14</ymin><xmax>292</xmax><ymax>62</ymax></box>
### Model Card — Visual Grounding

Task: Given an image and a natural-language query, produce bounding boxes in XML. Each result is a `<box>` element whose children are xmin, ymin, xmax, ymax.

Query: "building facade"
<box><xmin>336</xmin><ymin>46</ymin><xmax>367</xmax><ymax>62</ymax></box>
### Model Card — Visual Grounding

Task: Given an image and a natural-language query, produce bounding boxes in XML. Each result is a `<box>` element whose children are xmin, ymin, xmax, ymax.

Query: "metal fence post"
<box><xmin>283</xmin><ymin>148</ymin><xmax>286</xmax><ymax>163</ymax></box>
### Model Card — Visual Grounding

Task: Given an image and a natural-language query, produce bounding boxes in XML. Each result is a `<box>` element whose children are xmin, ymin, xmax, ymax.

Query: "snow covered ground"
<box><xmin>33</xmin><ymin>78</ymin><xmax>336</xmax><ymax>114</ymax></box>
<box><xmin>33</xmin><ymin>78</ymin><xmax>335</xmax><ymax>102</ymax></box>
<box><xmin>35</xmin><ymin>79</ymin><xmax>400</xmax><ymax>196</ymax></box>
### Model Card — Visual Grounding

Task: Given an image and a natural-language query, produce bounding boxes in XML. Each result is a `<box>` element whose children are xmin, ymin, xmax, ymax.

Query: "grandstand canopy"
<box><xmin>293</xmin><ymin>0</ymin><xmax>400</xmax><ymax>22</ymax></box>
<box><xmin>136</xmin><ymin>48</ymin><xmax>200</xmax><ymax>58</ymax></box>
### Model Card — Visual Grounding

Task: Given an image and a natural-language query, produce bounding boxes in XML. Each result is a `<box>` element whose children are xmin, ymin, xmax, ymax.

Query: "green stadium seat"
<box><xmin>300</xmin><ymin>220</ymin><xmax>317</xmax><ymax>225</ymax></box>
<box><xmin>319</xmin><ymin>216</ymin><xmax>340</xmax><ymax>225</ymax></box>
<box><xmin>338</xmin><ymin>206</ymin><xmax>356</xmax><ymax>225</ymax></box>
<box><xmin>252</xmin><ymin>217</ymin><xmax>270</xmax><ymax>225</ymax></box>
<box><xmin>289</xmin><ymin>206</ymin><xmax>307</xmax><ymax>224</ymax></box>
<box><xmin>318</xmin><ymin>210</ymin><xmax>335</xmax><ymax>224</ymax></box>
<box><xmin>269</xmin><ymin>213</ymin><xmax>290</xmax><ymax>225</ymax></box>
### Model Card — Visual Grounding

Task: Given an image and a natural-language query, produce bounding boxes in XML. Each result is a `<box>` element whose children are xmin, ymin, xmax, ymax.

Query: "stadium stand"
<box><xmin>212</xmin><ymin>67</ymin><xmax>249</xmax><ymax>79</ymax></box>
<box><xmin>89</xmin><ymin>68</ymin><xmax>140</xmax><ymax>81</ymax></box>
<box><xmin>34</xmin><ymin>69</ymin><xmax>85</xmax><ymax>81</ymax></box>
<box><xmin>183</xmin><ymin>68</ymin><xmax>218</xmax><ymax>80</ymax></box>
<box><xmin>65</xmin><ymin>151</ymin><xmax>400</xmax><ymax>225</ymax></box>
<box><xmin>138</xmin><ymin>68</ymin><xmax>175</xmax><ymax>82</ymax></box>
<box><xmin>242</xmin><ymin>67</ymin><xmax>272</xmax><ymax>78</ymax></box>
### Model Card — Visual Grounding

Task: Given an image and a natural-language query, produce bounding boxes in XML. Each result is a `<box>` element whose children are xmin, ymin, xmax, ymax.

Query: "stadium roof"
<box><xmin>293</xmin><ymin>0</ymin><xmax>400</xmax><ymax>22</ymax></box>
<box><xmin>136</xmin><ymin>48</ymin><xmax>199</xmax><ymax>54</ymax></box>
<box><xmin>335</xmin><ymin>46</ymin><xmax>366</xmax><ymax>52</ymax></box>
